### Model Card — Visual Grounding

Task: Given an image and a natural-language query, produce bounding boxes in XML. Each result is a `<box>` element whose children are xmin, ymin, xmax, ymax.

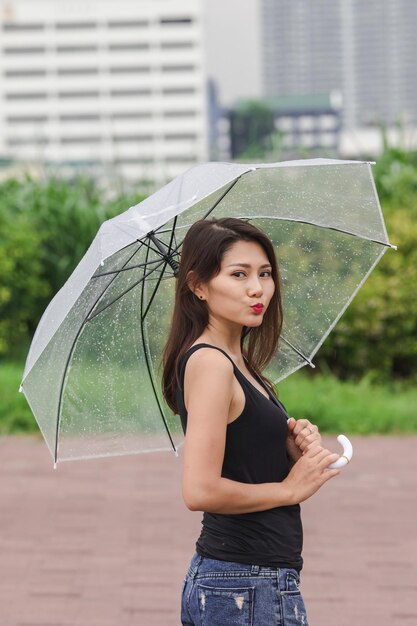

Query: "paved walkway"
<box><xmin>0</xmin><ymin>434</ymin><xmax>416</xmax><ymax>625</ymax></box>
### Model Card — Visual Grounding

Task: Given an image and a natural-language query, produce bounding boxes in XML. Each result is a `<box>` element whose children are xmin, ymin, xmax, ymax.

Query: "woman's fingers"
<box><xmin>319</xmin><ymin>452</ymin><xmax>340</xmax><ymax>469</ymax></box>
<box><xmin>321</xmin><ymin>468</ymin><xmax>341</xmax><ymax>482</ymax></box>
<box><xmin>292</xmin><ymin>419</ymin><xmax>315</xmax><ymax>437</ymax></box>
<box><xmin>303</xmin><ymin>443</ymin><xmax>324</xmax><ymax>458</ymax></box>
<box><xmin>293</xmin><ymin>422</ymin><xmax>320</xmax><ymax>448</ymax></box>
<box><xmin>298</xmin><ymin>432</ymin><xmax>321</xmax><ymax>451</ymax></box>
<box><xmin>303</xmin><ymin>445</ymin><xmax>340</xmax><ymax>468</ymax></box>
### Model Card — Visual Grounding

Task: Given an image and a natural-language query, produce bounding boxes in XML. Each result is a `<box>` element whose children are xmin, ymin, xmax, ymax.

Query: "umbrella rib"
<box><xmin>140</xmin><ymin>240</ymin><xmax>178</xmax><ymax>454</ymax></box>
<box><xmin>92</xmin><ymin>238</ymin><xmax>170</xmax><ymax>278</ymax></box>
<box><xmin>201</xmin><ymin>176</ymin><xmax>243</xmax><ymax>220</ymax></box>
<box><xmin>141</xmin><ymin>215</ymin><xmax>179</xmax><ymax>321</ymax></box>
<box><xmin>53</xmin><ymin>241</ymin><xmax>144</xmax><ymax>466</ymax></box>
<box><xmin>92</xmin><ymin>256</ymin><xmax>162</xmax><ymax>277</ymax></box>
<box><xmin>279</xmin><ymin>335</ymin><xmax>315</xmax><ymax>368</ymax></box>
<box><xmin>238</xmin><ymin>215</ymin><xmax>395</xmax><ymax>249</ymax></box>
<box><xmin>140</xmin><ymin>257</ymin><xmax>168</xmax><ymax>323</ymax></box>
<box><xmin>144</xmin><ymin>175</ymin><xmax>245</xmax><ymax>262</ymax></box>
<box><xmin>86</xmin><ymin>257</ymin><xmax>167</xmax><ymax>322</ymax></box>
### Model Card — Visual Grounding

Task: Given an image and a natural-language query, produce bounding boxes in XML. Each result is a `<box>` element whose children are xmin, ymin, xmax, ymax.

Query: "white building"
<box><xmin>0</xmin><ymin>0</ymin><xmax>209</xmax><ymax>186</ymax></box>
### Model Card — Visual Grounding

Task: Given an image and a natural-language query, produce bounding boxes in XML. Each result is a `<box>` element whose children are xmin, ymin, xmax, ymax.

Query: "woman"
<box><xmin>162</xmin><ymin>217</ymin><xmax>340</xmax><ymax>625</ymax></box>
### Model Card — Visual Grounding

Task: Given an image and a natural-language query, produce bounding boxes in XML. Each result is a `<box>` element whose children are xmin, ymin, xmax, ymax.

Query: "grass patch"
<box><xmin>0</xmin><ymin>361</ymin><xmax>41</xmax><ymax>435</ymax></box>
<box><xmin>2</xmin><ymin>360</ymin><xmax>417</xmax><ymax>436</ymax></box>
<box><xmin>277</xmin><ymin>370</ymin><xmax>417</xmax><ymax>434</ymax></box>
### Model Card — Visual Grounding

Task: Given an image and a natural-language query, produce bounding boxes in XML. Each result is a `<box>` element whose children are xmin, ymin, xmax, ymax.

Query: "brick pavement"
<box><xmin>0</xmin><ymin>434</ymin><xmax>416</xmax><ymax>625</ymax></box>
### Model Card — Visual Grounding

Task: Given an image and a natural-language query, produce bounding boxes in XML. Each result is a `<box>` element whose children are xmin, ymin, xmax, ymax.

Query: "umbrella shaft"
<box><xmin>148</xmin><ymin>232</ymin><xmax>180</xmax><ymax>276</ymax></box>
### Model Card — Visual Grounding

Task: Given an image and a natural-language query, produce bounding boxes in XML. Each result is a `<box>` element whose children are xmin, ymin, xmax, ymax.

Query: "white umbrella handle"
<box><xmin>328</xmin><ymin>434</ymin><xmax>353</xmax><ymax>469</ymax></box>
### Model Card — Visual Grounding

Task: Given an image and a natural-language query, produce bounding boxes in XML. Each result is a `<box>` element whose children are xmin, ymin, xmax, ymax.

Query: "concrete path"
<box><xmin>0</xmin><ymin>435</ymin><xmax>416</xmax><ymax>625</ymax></box>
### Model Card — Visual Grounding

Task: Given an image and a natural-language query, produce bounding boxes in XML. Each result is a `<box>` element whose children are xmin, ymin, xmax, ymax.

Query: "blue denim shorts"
<box><xmin>181</xmin><ymin>552</ymin><xmax>309</xmax><ymax>625</ymax></box>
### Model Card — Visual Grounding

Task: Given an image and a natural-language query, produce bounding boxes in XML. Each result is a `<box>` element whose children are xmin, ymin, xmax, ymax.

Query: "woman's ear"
<box><xmin>186</xmin><ymin>270</ymin><xmax>198</xmax><ymax>296</ymax></box>
<box><xmin>186</xmin><ymin>270</ymin><xmax>205</xmax><ymax>299</ymax></box>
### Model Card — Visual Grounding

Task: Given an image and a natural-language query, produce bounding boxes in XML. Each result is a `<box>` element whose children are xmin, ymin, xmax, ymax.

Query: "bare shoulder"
<box><xmin>185</xmin><ymin>346</ymin><xmax>234</xmax><ymax>379</ymax></box>
<box><xmin>184</xmin><ymin>347</ymin><xmax>234</xmax><ymax>410</ymax></box>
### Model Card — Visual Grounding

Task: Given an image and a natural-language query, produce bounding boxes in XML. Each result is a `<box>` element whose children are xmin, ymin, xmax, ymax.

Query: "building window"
<box><xmin>7</xmin><ymin>115</ymin><xmax>48</xmax><ymax>123</ymax></box>
<box><xmin>57</xmin><ymin>68</ymin><xmax>99</xmax><ymax>75</ymax></box>
<box><xmin>6</xmin><ymin>92</ymin><xmax>47</xmax><ymax>100</ymax></box>
<box><xmin>162</xmin><ymin>110</ymin><xmax>197</xmax><ymax>117</ymax></box>
<box><xmin>109</xmin><ymin>66</ymin><xmax>151</xmax><ymax>74</ymax></box>
<box><xmin>58</xmin><ymin>91</ymin><xmax>100</xmax><ymax>98</ymax></box>
<box><xmin>110</xmin><ymin>89</ymin><xmax>152</xmax><ymax>97</ymax></box>
<box><xmin>160</xmin><ymin>18</ymin><xmax>193</xmax><ymax>25</ymax></box>
<box><xmin>3</xmin><ymin>47</ymin><xmax>46</xmax><ymax>54</ymax></box>
<box><xmin>164</xmin><ymin>133</ymin><xmax>197</xmax><ymax>141</ymax></box>
<box><xmin>60</xmin><ymin>136</ymin><xmax>101</xmax><ymax>144</ymax></box>
<box><xmin>299</xmin><ymin>116</ymin><xmax>314</xmax><ymax>131</ymax></box>
<box><xmin>277</xmin><ymin>117</ymin><xmax>293</xmax><ymax>131</ymax></box>
<box><xmin>160</xmin><ymin>41</ymin><xmax>194</xmax><ymax>49</ymax></box>
<box><xmin>113</xmin><ymin>157</ymin><xmax>153</xmax><ymax>164</ymax></box>
<box><xmin>2</xmin><ymin>23</ymin><xmax>45</xmax><ymax>31</ymax></box>
<box><xmin>56</xmin><ymin>45</ymin><xmax>98</xmax><ymax>53</ymax></box>
<box><xmin>164</xmin><ymin>155</ymin><xmax>197</xmax><ymax>163</ymax></box>
<box><xmin>55</xmin><ymin>22</ymin><xmax>97</xmax><ymax>30</ymax></box>
<box><xmin>7</xmin><ymin>137</ymin><xmax>48</xmax><ymax>146</ymax></box>
<box><xmin>110</xmin><ymin>112</ymin><xmax>152</xmax><ymax>119</ymax></box>
<box><xmin>109</xmin><ymin>43</ymin><xmax>150</xmax><ymax>51</ymax></box>
<box><xmin>321</xmin><ymin>133</ymin><xmax>336</xmax><ymax>146</ymax></box>
<box><xmin>320</xmin><ymin>115</ymin><xmax>337</xmax><ymax>130</ymax></box>
<box><xmin>162</xmin><ymin>87</ymin><xmax>196</xmax><ymax>95</ymax></box>
<box><xmin>161</xmin><ymin>65</ymin><xmax>195</xmax><ymax>72</ymax></box>
<box><xmin>111</xmin><ymin>135</ymin><xmax>153</xmax><ymax>142</ymax></box>
<box><xmin>59</xmin><ymin>114</ymin><xmax>100</xmax><ymax>121</ymax></box>
<box><xmin>108</xmin><ymin>20</ymin><xmax>148</xmax><ymax>28</ymax></box>
<box><xmin>5</xmin><ymin>69</ymin><xmax>47</xmax><ymax>77</ymax></box>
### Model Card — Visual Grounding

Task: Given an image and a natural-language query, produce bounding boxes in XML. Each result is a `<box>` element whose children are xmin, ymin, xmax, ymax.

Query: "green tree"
<box><xmin>0</xmin><ymin>173</ymin><xmax>145</xmax><ymax>359</ymax></box>
<box><xmin>318</xmin><ymin>128</ymin><xmax>417</xmax><ymax>383</ymax></box>
<box><xmin>230</xmin><ymin>101</ymin><xmax>276</xmax><ymax>159</ymax></box>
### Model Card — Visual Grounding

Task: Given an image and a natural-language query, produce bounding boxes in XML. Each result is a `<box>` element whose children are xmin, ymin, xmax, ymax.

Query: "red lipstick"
<box><xmin>251</xmin><ymin>304</ymin><xmax>264</xmax><ymax>314</ymax></box>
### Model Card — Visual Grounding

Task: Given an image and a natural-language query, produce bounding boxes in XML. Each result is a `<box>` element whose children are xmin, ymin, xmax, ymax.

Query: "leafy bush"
<box><xmin>0</xmin><ymin>209</ymin><xmax>49</xmax><ymax>357</ymax></box>
<box><xmin>318</xmin><ymin>134</ymin><xmax>417</xmax><ymax>382</ymax></box>
<box><xmin>2</xmin><ymin>360</ymin><xmax>417</xmax><ymax>435</ymax></box>
<box><xmin>0</xmin><ymin>173</ymin><xmax>145</xmax><ymax>359</ymax></box>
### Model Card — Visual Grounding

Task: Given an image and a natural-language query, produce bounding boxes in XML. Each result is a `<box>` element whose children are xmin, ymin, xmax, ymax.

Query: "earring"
<box><xmin>199</xmin><ymin>295</ymin><xmax>204</xmax><ymax>300</ymax></box>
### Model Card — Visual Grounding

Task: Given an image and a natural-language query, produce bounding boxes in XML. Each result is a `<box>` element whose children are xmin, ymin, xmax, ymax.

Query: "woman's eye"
<box><xmin>232</xmin><ymin>271</ymin><xmax>271</xmax><ymax>278</ymax></box>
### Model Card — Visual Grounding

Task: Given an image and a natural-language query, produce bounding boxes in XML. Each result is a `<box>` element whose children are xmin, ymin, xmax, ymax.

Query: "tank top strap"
<box><xmin>179</xmin><ymin>342</ymin><xmax>262</xmax><ymax>398</ymax></box>
<box><xmin>178</xmin><ymin>342</ymin><xmax>288</xmax><ymax>414</ymax></box>
<box><xmin>179</xmin><ymin>343</ymin><xmax>238</xmax><ymax>379</ymax></box>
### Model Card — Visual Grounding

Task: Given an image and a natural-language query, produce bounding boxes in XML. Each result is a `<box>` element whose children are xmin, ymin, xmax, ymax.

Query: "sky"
<box><xmin>202</xmin><ymin>0</ymin><xmax>262</xmax><ymax>107</ymax></box>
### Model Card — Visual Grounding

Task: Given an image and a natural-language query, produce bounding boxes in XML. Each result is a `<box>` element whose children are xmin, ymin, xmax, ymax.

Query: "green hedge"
<box><xmin>0</xmin><ymin>173</ymin><xmax>145</xmax><ymax>360</ymax></box>
<box><xmin>318</xmin><ymin>137</ymin><xmax>417</xmax><ymax>383</ymax></box>
<box><xmin>2</xmin><ymin>360</ymin><xmax>416</xmax><ymax>436</ymax></box>
<box><xmin>1</xmin><ymin>138</ymin><xmax>417</xmax><ymax>382</ymax></box>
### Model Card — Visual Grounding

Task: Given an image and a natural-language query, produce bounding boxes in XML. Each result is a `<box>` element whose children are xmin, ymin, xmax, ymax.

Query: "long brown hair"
<box><xmin>161</xmin><ymin>217</ymin><xmax>283</xmax><ymax>414</ymax></box>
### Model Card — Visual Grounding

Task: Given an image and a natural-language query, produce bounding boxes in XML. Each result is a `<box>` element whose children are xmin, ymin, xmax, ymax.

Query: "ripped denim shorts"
<box><xmin>181</xmin><ymin>552</ymin><xmax>309</xmax><ymax>626</ymax></box>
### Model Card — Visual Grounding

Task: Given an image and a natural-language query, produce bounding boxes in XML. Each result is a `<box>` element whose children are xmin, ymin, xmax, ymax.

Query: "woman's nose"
<box><xmin>248</xmin><ymin>279</ymin><xmax>263</xmax><ymax>296</ymax></box>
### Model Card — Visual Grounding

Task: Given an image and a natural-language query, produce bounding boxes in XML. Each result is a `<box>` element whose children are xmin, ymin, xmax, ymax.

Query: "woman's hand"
<box><xmin>283</xmin><ymin>444</ymin><xmax>341</xmax><ymax>504</ymax></box>
<box><xmin>286</xmin><ymin>417</ymin><xmax>322</xmax><ymax>464</ymax></box>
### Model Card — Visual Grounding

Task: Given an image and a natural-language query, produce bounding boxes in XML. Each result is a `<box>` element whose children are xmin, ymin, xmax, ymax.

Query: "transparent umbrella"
<box><xmin>19</xmin><ymin>158</ymin><xmax>396</xmax><ymax>467</ymax></box>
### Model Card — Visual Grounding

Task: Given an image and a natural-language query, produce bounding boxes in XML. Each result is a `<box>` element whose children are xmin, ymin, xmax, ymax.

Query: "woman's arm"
<box><xmin>186</xmin><ymin>475</ymin><xmax>294</xmax><ymax>514</ymax></box>
<box><xmin>182</xmin><ymin>349</ymin><xmax>339</xmax><ymax>514</ymax></box>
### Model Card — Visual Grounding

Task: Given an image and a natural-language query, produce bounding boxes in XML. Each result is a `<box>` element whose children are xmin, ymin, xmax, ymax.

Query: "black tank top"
<box><xmin>176</xmin><ymin>343</ymin><xmax>303</xmax><ymax>571</ymax></box>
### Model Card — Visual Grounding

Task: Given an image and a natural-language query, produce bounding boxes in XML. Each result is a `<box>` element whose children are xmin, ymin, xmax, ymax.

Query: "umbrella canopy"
<box><xmin>20</xmin><ymin>158</ymin><xmax>396</xmax><ymax>466</ymax></box>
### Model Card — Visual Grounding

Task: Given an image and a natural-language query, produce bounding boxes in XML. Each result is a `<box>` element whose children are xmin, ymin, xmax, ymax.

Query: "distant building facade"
<box><xmin>215</xmin><ymin>92</ymin><xmax>342</xmax><ymax>161</ymax></box>
<box><xmin>0</xmin><ymin>0</ymin><xmax>209</xmax><ymax>185</ymax></box>
<box><xmin>261</xmin><ymin>0</ymin><xmax>417</xmax><ymax>130</ymax></box>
